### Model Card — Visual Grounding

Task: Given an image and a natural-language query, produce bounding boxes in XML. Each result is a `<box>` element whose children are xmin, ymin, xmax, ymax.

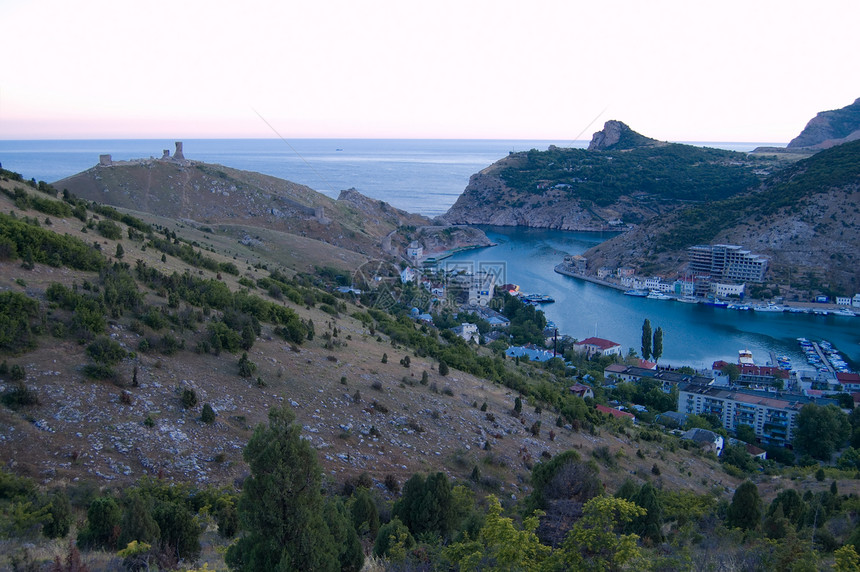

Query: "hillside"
<box><xmin>0</xmin><ymin>172</ymin><xmax>734</xmax><ymax>494</ymax></box>
<box><xmin>54</xmin><ymin>149</ymin><xmax>489</xmax><ymax>265</ymax></box>
<box><xmin>582</xmin><ymin>139</ymin><xmax>860</xmax><ymax>293</ymax></box>
<box><xmin>441</xmin><ymin>121</ymin><xmax>779</xmax><ymax>230</ymax></box>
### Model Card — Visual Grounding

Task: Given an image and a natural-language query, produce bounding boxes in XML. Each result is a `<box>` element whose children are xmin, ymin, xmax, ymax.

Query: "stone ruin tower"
<box><xmin>173</xmin><ymin>142</ymin><xmax>185</xmax><ymax>161</ymax></box>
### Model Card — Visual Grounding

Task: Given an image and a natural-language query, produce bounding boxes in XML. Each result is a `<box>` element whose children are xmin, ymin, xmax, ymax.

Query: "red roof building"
<box><xmin>595</xmin><ymin>404</ymin><xmax>635</xmax><ymax>420</ymax></box>
<box><xmin>574</xmin><ymin>337</ymin><xmax>622</xmax><ymax>359</ymax></box>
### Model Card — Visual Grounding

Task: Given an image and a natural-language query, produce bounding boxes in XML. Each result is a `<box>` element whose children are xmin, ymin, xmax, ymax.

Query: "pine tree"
<box><xmin>226</xmin><ymin>406</ymin><xmax>354</xmax><ymax>571</ymax></box>
<box><xmin>641</xmin><ymin>319</ymin><xmax>652</xmax><ymax>361</ymax></box>
<box><xmin>727</xmin><ymin>480</ymin><xmax>762</xmax><ymax>531</ymax></box>
<box><xmin>652</xmin><ymin>327</ymin><xmax>663</xmax><ymax>362</ymax></box>
<box><xmin>438</xmin><ymin>360</ymin><xmax>449</xmax><ymax>376</ymax></box>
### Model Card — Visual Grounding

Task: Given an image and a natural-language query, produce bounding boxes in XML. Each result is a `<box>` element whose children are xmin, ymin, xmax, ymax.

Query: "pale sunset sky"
<box><xmin>1</xmin><ymin>0</ymin><xmax>858</xmax><ymax>142</ymax></box>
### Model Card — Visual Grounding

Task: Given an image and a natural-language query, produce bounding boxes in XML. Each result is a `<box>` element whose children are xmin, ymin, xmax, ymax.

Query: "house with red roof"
<box><xmin>574</xmin><ymin>337</ymin><xmax>622</xmax><ymax>359</ymax></box>
<box><xmin>595</xmin><ymin>404</ymin><xmax>635</xmax><ymax>421</ymax></box>
<box><xmin>837</xmin><ymin>372</ymin><xmax>860</xmax><ymax>392</ymax></box>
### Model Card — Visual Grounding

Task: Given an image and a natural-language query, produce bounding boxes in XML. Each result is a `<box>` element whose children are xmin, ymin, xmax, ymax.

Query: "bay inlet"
<box><xmin>444</xmin><ymin>226</ymin><xmax>860</xmax><ymax>371</ymax></box>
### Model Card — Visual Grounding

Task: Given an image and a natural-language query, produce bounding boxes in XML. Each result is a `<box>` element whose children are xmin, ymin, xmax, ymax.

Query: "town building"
<box><xmin>450</xmin><ymin>323</ymin><xmax>480</xmax><ymax>343</ymax></box>
<box><xmin>406</xmin><ymin>241</ymin><xmax>423</xmax><ymax>260</ymax></box>
<box><xmin>604</xmin><ymin>365</ymin><xmax>714</xmax><ymax>391</ymax></box>
<box><xmin>682</xmin><ymin>428</ymin><xmax>725</xmax><ymax>456</ymax></box>
<box><xmin>569</xmin><ymin>382</ymin><xmax>594</xmax><ymax>400</ymax></box>
<box><xmin>595</xmin><ymin>404</ymin><xmax>635</xmax><ymax>421</ymax></box>
<box><xmin>687</xmin><ymin>244</ymin><xmax>768</xmax><ymax>290</ymax></box>
<box><xmin>573</xmin><ymin>337</ymin><xmax>622</xmax><ymax>359</ymax></box>
<box><xmin>676</xmin><ymin>382</ymin><xmax>832</xmax><ymax>445</ymax></box>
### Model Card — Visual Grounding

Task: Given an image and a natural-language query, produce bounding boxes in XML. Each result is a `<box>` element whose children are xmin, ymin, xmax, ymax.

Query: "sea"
<box><xmin>2</xmin><ymin>138</ymin><xmax>856</xmax><ymax>371</ymax></box>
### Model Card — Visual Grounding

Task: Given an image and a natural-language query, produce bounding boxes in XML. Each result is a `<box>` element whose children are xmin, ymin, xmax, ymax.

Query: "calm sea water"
<box><xmin>6</xmin><ymin>138</ymin><xmax>847</xmax><ymax>371</ymax></box>
<box><xmin>0</xmin><ymin>138</ymin><xmax>778</xmax><ymax>218</ymax></box>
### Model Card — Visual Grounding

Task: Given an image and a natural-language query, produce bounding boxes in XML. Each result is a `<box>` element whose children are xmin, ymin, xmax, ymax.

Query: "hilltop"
<box><xmin>440</xmin><ymin>121</ymin><xmax>779</xmax><ymax>230</ymax></box>
<box><xmin>788</xmin><ymin>97</ymin><xmax>860</xmax><ymax>150</ymax></box>
<box><xmin>54</xmin><ymin>146</ymin><xmax>491</xmax><ymax>268</ymax></box>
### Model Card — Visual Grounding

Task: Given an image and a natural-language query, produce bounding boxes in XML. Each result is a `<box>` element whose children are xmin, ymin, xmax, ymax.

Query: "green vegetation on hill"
<box><xmin>656</xmin><ymin>139</ymin><xmax>860</xmax><ymax>250</ymax></box>
<box><xmin>498</xmin><ymin>144</ymin><xmax>765</xmax><ymax>207</ymax></box>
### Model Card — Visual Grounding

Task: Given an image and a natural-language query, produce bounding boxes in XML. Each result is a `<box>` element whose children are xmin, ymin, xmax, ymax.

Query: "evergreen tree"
<box><xmin>631</xmin><ymin>482</ymin><xmax>664</xmax><ymax>544</ymax></box>
<box><xmin>118</xmin><ymin>491</ymin><xmax>160</xmax><ymax>548</ymax></box>
<box><xmin>438</xmin><ymin>360</ymin><xmax>449</xmax><ymax>376</ymax></box>
<box><xmin>43</xmin><ymin>490</ymin><xmax>72</xmax><ymax>539</ymax></box>
<box><xmin>641</xmin><ymin>319</ymin><xmax>652</xmax><ymax>361</ymax></box>
<box><xmin>794</xmin><ymin>403</ymin><xmax>851</xmax><ymax>460</ymax></box>
<box><xmin>652</xmin><ymin>327</ymin><xmax>663</xmax><ymax>362</ymax></box>
<box><xmin>78</xmin><ymin>496</ymin><xmax>121</xmax><ymax>549</ymax></box>
<box><xmin>727</xmin><ymin>480</ymin><xmax>762</xmax><ymax>531</ymax></box>
<box><xmin>115</xmin><ymin>243</ymin><xmax>124</xmax><ymax>259</ymax></box>
<box><xmin>226</xmin><ymin>406</ymin><xmax>351</xmax><ymax>572</ymax></box>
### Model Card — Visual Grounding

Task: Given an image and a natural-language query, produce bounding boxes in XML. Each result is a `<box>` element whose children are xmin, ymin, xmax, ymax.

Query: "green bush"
<box><xmin>181</xmin><ymin>388</ymin><xmax>198</xmax><ymax>409</ymax></box>
<box><xmin>201</xmin><ymin>403</ymin><xmax>216</xmax><ymax>423</ymax></box>
<box><xmin>87</xmin><ymin>336</ymin><xmax>128</xmax><ymax>365</ymax></box>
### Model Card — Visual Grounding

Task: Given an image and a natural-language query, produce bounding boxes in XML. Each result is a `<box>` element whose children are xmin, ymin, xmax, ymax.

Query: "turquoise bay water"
<box><xmin>445</xmin><ymin>226</ymin><xmax>860</xmax><ymax>371</ymax></box>
<box><xmin>4</xmin><ymin>138</ymin><xmax>849</xmax><ymax>371</ymax></box>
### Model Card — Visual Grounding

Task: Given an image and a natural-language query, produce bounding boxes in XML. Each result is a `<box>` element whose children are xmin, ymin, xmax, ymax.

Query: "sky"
<box><xmin>1</xmin><ymin>0</ymin><xmax>858</xmax><ymax>142</ymax></box>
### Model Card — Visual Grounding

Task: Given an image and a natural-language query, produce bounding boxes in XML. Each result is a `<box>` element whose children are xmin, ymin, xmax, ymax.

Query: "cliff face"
<box><xmin>587</xmin><ymin>120</ymin><xmax>660</xmax><ymax>151</ymax></box>
<box><xmin>787</xmin><ymin>97</ymin><xmax>860</xmax><ymax>149</ymax></box>
<box><xmin>441</xmin><ymin>122</ymin><xmax>770</xmax><ymax>231</ymax></box>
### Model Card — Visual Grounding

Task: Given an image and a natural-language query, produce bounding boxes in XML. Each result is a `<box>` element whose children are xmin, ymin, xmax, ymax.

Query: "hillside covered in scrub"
<box><xmin>583</xmin><ymin>138</ymin><xmax>860</xmax><ymax>293</ymax></box>
<box><xmin>3</xmin><ymin>166</ymin><xmax>860</xmax><ymax>570</ymax></box>
<box><xmin>441</xmin><ymin>121</ymin><xmax>779</xmax><ymax>230</ymax></box>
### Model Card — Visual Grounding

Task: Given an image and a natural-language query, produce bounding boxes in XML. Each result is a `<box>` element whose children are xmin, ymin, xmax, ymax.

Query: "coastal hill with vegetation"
<box><xmin>3</xmin><ymin>140</ymin><xmax>860</xmax><ymax>569</ymax></box>
<box><xmin>583</xmin><ymin>138</ymin><xmax>860</xmax><ymax>295</ymax></box>
<box><xmin>55</xmin><ymin>152</ymin><xmax>492</xmax><ymax>268</ymax></box>
<box><xmin>440</xmin><ymin>120</ymin><xmax>780</xmax><ymax>230</ymax></box>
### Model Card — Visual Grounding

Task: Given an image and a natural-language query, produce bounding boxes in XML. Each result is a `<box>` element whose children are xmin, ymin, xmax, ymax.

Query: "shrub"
<box><xmin>1</xmin><ymin>382</ymin><xmax>39</xmax><ymax>410</ymax></box>
<box><xmin>201</xmin><ymin>403</ymin><xmax>216</xmax><ymax>423</ymax></box>
<box><xmin>87</xmin><ymin>336</ymin><xmax>127</xmax><ymax>365</ymax></box>
<box><xmin>238</xmin><ymin>353</ymin><xmax>257</xmax><ymax>378</ymax></box>
<box><xmin>181</xmin><ymin>388</ymin><xmax>198</xmax><ymax>409</ymax></box>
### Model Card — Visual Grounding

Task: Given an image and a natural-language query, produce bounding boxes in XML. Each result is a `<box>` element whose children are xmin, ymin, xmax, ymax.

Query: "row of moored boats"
<box><xmin>623</xmin><ymin>290</ymin><xmax>858</xmax><ymax>316</ymax></box>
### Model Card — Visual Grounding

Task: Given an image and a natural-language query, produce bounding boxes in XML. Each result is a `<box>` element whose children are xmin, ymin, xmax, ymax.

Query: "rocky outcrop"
<box><xmin>442</xmin><ymin>122</ymin><xmax>765</xmax><ymax>231</ymax></box>
<box><xmin>787</xmin><ymin>97</ymin><xmax>860</xmax><ymax>149</ymax></box>
<box><xmin>587</xmin><ymin>120</ymin><xmax>659</xmax><ymax>151</ymax></box>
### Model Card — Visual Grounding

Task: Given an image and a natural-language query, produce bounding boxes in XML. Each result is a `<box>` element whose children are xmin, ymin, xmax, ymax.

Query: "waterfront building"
<box><xmin>711</xmin><ymin>282</ymin><xmax>746</xmax><ymax>299</ymax></box>
<box><xmin>712</xmin><ymin>360</ymin><xmax>790</xmax><ymax>386</ymax></box>
<box><xmin>677</xmin><ymin>382</ymin><xmax>832</xmax><ymax>445</ymax></box>
<box><xmin>597</xmin><ymin>266</ymin><xmax>613</xmax><ymax>279</ymax></box>
<box><xmin>688</xmin><ymin>244</ymin><xmax>768</xmax><ymax>295</ymax></box>
<box><xmin>562</xmin><ymin>255</ymin><xmax>587</xmax><ymax>273</ymax></box>
<box><xmin>574</xmin><ymin>337</ymin><xmax>622</xmax><ymax>359</ymax></box>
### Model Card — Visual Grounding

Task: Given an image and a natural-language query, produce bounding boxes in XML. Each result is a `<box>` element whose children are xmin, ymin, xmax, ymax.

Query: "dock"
<box><xmin>810</xmin><ymin>341</ymin><xmax>837</xmax><ymax>376</ymax></box>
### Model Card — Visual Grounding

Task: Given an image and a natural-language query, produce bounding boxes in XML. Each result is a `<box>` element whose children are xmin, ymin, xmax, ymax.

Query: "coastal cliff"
<box><xmin>441</xmin><ymin>121</ymin><xmax>771</xmax><ymax>231</ymax></box>
<box><xmin>787</xmin><ymin>97</ymin><xmax>860</xmax><ymax>150</ymax></box>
